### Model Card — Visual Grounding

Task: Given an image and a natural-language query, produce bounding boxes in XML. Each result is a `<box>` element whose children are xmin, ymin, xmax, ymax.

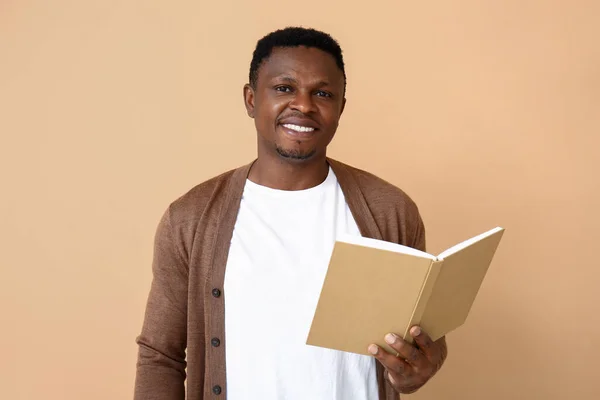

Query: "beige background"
<box><xmin>1</xmin><ymin>1</ymin><xmax>599</xmax><ymax>399</ymax></box>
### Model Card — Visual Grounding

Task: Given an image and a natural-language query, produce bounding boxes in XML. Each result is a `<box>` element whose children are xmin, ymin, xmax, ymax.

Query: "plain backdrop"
<box><xmin>1</xmin><ymin>1</ymin><xmax>599</xmax><ymax>399</ymax></box>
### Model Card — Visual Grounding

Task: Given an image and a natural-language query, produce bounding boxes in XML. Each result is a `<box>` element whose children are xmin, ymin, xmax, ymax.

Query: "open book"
<box><xmin>306</xmin><ymin>227</ymin><xmax>505</xmax><ymax>355</ymax></box>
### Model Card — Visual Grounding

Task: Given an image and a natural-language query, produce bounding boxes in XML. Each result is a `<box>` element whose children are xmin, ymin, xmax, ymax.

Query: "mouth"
<box><xmin>279</xmin><ymin>123</ymin><xmax>318</xmax><ymax>139</ymax></box>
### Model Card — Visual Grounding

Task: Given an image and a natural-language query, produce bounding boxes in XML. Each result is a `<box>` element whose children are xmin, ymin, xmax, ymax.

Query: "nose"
<box><xmin>289</xmin><ymin>90</ymin><xmax>316</xmax><ymax>114</ymax></box>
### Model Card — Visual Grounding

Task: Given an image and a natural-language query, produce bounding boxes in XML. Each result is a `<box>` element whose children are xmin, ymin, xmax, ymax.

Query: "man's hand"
<box><xmin>368</xmin><ymin>326</ymin><xmax>447</xmax><ymax>394</ymax></box>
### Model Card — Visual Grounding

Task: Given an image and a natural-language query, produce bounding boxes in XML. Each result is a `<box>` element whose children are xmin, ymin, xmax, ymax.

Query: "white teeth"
<box><xmin>282</xmin><ymin>124</ymin><xmax>315</xmax><ymax>133</ymax></box>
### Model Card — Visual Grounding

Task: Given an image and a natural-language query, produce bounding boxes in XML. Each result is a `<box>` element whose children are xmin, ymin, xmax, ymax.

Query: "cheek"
<box><xmin>256</xmin><ymin>96</ymin><xmax>286</xmax><ymax>122</ymax></box>
<box><xmin>321</xmin><ymin>107</ymin><xmax>341</xmax><ymax>128</ymax></box>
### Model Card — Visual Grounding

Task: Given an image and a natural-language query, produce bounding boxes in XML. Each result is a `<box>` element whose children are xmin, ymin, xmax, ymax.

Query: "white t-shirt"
<box><xmin>223</xmin><ymin>166</ymin><xmax>379</xmax><ymax>400</ymax></box>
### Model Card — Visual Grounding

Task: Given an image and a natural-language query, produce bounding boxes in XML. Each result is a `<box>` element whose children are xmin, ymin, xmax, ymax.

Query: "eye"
<box><xmin>275</xmin><ymin>85</ymin><xmax>293</xmax><ymax>93</ymax></box>
<box><xmin>316</xmin><ymin>90</ymin><xmax>332</xmax><ymax>98</ymax></box>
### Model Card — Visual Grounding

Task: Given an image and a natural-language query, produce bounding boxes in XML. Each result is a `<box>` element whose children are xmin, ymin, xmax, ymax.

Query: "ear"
<box><xmin>243</xmin><ymin>84</ymin><xmax>255</xmax><ymax>118</ymax></box>
<box><xmin>340</xmin><ymin>97</ymin><xmax>346</xmax><ymax>116</ymax></box>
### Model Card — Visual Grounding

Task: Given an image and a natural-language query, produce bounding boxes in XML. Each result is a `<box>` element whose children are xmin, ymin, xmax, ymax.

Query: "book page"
<box><xmin>419</xmin><ymin>227</ymin><xmax>505</xmax><ymax>341</ymax></box>
<box><xmin>436</xmin><ymin>227</ymin><xmax>504</xmax><ymax>260</ymax></box>
<box><xmin>336</xmin><ymin>233</ymin><xmax>436</xmax><ymax>260</ymax></box>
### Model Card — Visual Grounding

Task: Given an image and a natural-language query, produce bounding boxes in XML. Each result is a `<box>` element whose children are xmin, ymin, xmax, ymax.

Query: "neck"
<box><xmin>248</xmin><ymin>153</ymin><xmax>329</xmax><ymax>191</ymax></box>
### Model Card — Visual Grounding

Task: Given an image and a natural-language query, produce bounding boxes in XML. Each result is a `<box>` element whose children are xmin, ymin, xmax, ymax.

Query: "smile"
<box><xmin>282</xmin><ymin>124</ymin><xmax>315</xmax><ymax>133</ymax></box>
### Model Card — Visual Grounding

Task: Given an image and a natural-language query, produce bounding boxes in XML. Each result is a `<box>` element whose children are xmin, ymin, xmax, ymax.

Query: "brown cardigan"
<box><xmin>134</xmin><ymin>158</ymin><xmax>426</xmax><ymax>400</ymax></box>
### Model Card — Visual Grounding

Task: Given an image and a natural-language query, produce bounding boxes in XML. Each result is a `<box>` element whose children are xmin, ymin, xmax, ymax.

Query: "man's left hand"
<box><xmin>368</xmin><ymin>326</ymin><xmax>447</xmax><ymax>394</ymax></box>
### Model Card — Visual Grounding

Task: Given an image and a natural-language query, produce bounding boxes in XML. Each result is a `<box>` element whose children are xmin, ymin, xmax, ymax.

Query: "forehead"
<box><xmin>257</xmin><ymin>46</ymin><xmax>344</xmax><ymax>85</ymax></box>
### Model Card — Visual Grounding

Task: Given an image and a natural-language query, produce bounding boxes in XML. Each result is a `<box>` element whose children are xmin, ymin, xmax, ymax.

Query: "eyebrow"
<box><xmin>276</xmin><ymin>75</ymin><xmax>331</xmax><ymax>87</ymax></box>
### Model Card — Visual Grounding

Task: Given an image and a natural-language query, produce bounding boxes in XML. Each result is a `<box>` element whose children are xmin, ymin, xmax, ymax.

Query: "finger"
<box><xmin>410</xmin><ymin>326</ymin><xmax>441</xmax><ymax>363</ymax></box>
<box><xmin>367</xmin><ymin>344</ymin><xmax>412</xmax><ymax>376</ymax></box>
<box><xmin>384</xmin><ymin>333</ymin><xmax>429</xmax><ymax>370</ymax></box>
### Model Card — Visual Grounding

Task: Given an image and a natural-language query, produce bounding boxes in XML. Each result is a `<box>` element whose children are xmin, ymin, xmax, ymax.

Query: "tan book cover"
<box><xmin>306</xmin><ymin>227</ymin><xmax>505</xmax><ymax>356</ymax></box>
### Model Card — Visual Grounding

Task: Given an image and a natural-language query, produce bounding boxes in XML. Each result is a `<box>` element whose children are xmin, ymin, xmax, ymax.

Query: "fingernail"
<box><xmin>368</xmin><ymin>344</ymin><xmax>379</xmax><ymax>355</ymax></box>
<box><xmin>411</xmin><ymin>326</ymin><xmax>422</xmax><ymax>336</ymax></box>
<box><xmin>385</xmin><ymin>333</ymin><xmax>397</xmax><ymax>344</ymax></box>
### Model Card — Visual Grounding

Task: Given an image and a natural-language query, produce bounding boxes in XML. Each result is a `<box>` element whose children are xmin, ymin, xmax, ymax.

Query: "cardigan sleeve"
<box><xmin>411</xmin><ymin>211</ymin><xmax>427</xmax><ymax>252</ymax></box>
<box><xmin>134</xmin><ymin>207</ymin><xmax>188</xmax><ymax>400</ymax></box>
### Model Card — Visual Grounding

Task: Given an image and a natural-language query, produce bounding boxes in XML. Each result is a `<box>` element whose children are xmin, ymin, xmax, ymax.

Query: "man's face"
<box><xmin>244</xmin><ymin>46</ymin><xmax>346</xmax><ymax>162</ymax></box>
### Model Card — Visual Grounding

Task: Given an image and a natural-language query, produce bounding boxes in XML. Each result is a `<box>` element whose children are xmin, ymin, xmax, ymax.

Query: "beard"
<box><xmin>275</xmin><ymin>144</ymin><xmax>317</xmax><ymax>160</ymax></box>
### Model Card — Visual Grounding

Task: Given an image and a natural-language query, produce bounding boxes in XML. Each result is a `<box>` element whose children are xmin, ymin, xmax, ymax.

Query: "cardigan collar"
<box><xmin>223</xmin><ymin>157</ymin><xmax>384</xmax><ymax>241</ymax></box>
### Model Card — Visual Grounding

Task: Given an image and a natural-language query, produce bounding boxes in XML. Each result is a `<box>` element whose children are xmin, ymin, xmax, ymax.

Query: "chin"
<box><xmin>275</xmin><ymin>146</ymin><xmax>318</xmax><ymax>161</ymax></box>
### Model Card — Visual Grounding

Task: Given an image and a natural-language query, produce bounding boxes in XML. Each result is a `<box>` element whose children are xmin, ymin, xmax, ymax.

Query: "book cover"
<box><xmin>306</xmin><ymin>227</ymin><xmax>505</xmax><ymax>355</ymax></box>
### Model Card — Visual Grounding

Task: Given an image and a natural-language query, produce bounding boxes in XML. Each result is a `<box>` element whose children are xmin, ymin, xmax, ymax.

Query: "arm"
<box><xmin>134</xmin><ymin>207</ymin><xmax>188</xmax><ymax>400</ymax></box>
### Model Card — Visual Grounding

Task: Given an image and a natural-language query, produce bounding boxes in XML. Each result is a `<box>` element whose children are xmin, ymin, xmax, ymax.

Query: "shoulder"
<box><xmin>167</xmin><ymin>166</ymin><xmax>241</xmax><ymax>225</ymax></box>
<box><xmin>329</xmin><ymin>158</ymin><xmax>426</xmax><ymax>250</ymax></box>
<box><xmin>154</xmin><ymin>162</ymin><xmax>251</xmax><ymax>259</ymax></box>
<box><xmin>330</xmin><ymin>158</ymin><xmax>421</xmax><ymax>216</ymax></box>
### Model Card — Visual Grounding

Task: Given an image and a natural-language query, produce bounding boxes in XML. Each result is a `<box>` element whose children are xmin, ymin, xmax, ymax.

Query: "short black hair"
<box><xmin>249</xmin><ymin>26</ymin><xmax>346</xmax><ymax>91</ymax></box>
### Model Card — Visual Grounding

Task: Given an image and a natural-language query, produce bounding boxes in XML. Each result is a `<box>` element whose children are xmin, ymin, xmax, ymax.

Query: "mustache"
<box><xmin>277</xmin><ymin>112</ymin><xmax>317</xmax><ymax>123</ymax></box>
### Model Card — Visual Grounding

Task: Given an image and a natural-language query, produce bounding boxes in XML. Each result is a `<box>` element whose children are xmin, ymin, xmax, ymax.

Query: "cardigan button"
<box><xmin>212</xmin><ymin>385</ymin><xmax>222</xmax><ymax>395</ymax></box>
<box><xmin>212</xmin><ymin>288</ymin><xmax>221</xmax><ymax>298</ymax></box>
<box><xmin>211</xmin><ymin>337</ymin><xmax>221</xmax><ymax>347</ymax></box>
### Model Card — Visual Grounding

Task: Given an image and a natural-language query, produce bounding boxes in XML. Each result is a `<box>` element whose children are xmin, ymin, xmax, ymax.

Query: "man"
<box><xmin>134</xmin><ymin>27</ymin><xmax>447</xmax><ymax>400</ymax></box>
